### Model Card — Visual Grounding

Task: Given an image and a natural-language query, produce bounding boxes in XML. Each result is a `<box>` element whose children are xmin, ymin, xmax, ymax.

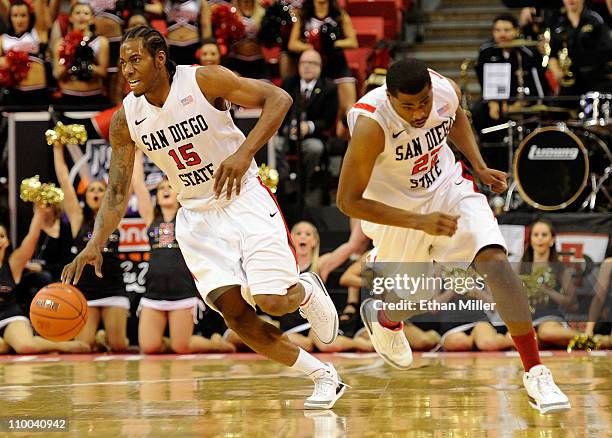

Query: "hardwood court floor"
<box><xmin>0</xmin><ymin>351</ymin><xmax>610</xmax><ymax>437</ymax></box>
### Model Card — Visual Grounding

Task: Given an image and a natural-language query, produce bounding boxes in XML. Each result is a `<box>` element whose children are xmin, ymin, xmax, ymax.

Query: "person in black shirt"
<box><xmin>473</xmin><ymin>14</ymin><xmax>550</xmax><ymax>142</ymax></box>
<box><xmin>53</xmin><ymin>140</ymin><xmax>129</xmax><ymax>352</ymax></box>
<box><xmin>548</xmin><ymin>0</ymin><xmax>612</xmax><ymax>98</ymax></box>
<box><xmin>0</xmin><ymin>204</ymin><xmax>89</xmax><ymax>354</ymax></box>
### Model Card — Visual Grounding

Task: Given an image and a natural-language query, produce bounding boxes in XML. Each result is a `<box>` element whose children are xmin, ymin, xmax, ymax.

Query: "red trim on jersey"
<box><xmin>257</xmin><ymin>177</ymin><xmax>299</xmax><ymax>270</ymax></box>
<box><xmin>460</xmin><ymin>161</ymin><xmax>478</xmax><ymax>193</ymax></box>
<box><xmin>428</xmin><ymin>68</ymin><xmax>445</xmax><ymax>80</ymax></box>
<box><xmin>353</xmin><ymin>103</ymin><xmax>377</xmax><ymax>113</ymax></box>
<box><xmin>190</xmin><ymin>270</ymin><xmax>198</xmax><ymax>282</ymax></box>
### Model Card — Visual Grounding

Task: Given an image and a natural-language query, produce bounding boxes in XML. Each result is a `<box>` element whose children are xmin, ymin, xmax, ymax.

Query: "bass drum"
<box><xmin>514</xmin><ymin>125</ymin><xmax>611</xmax><ymax>211</ymax></box>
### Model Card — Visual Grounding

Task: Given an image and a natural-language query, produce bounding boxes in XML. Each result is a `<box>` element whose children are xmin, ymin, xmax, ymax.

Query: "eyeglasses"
<box><xmin>299</xmin><ymin>61</ymin><xmax>321</xmax><ymax>67</ymax></box>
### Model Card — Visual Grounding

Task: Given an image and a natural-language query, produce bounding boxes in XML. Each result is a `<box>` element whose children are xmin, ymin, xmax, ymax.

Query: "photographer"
<box><xmin>52</xmin><ymin>2</ymin><xmax>109</xmax><ymax>105</ymax></box>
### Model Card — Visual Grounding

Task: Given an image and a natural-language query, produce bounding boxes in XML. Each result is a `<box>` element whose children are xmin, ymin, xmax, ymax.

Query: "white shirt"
<box><xmin>123</xmin><ymin>66</ymin><xmax>258</xmax><ymax>211</ymax></box>
<box><xmin>347</xmin><ymin>70</ymin><xmax>460</xmax><ymax>209</ymax></box>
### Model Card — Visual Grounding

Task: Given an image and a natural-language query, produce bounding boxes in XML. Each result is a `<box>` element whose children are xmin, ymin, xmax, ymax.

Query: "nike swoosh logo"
<box><xmin>455</xmin><ymin>180</ymin><xmax>463</xmax><ymax>185</ymax></box>
<box><xmin>135</xmin><ymin>117</ymin><xmax>147</xmax><ymax>125</ymax></box>
<box><xmin>270</xmin><ymin>212</ymin><xmax>277</xmax><ymax>217</ymax></box>
<box><xmin>392</xmin><ymin>129</ymin><xmax>406</xmax><ymax>139</ymax></box>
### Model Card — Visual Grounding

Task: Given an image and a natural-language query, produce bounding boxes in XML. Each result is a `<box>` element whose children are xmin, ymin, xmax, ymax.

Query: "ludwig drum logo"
<box><xmin>528</xmin><ymin>145</ymin><xmax>579</xmax><ymax>160</ymax></box>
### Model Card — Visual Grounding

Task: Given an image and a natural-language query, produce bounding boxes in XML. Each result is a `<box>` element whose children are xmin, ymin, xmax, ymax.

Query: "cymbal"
<box><xmin>495</xmin><ymin>39</ymin><xmax>539</xmax><ymax>48</ymax></box>
<box><xmin>506</xmin><ymin>104</ymin><xmax>571</xmax><ymax>115</ymax></box>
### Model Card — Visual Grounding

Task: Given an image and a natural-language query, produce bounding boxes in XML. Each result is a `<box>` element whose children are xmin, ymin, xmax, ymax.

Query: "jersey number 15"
<box><xmin>168</xmin><ymin>143</ymin><xmax>202</xmax><ymax>170</ymax></box>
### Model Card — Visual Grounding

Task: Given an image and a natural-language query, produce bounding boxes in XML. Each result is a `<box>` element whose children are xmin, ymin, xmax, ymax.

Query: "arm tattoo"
<box><xmin>91</xmin><ymin>107</ymin><xmax>135</xmax><ymax>246</ymax></box>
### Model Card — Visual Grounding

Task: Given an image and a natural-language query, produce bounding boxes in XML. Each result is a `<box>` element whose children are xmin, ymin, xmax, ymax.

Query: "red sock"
<box><xmin>377</xmin><ymin>310</ymin><xmax>402</xmax><ymax>330</ymax></box>
<box><xmin>511</xmin><ymin>329</ymin><xmax>542</xmax><ymax>372</ymax></box>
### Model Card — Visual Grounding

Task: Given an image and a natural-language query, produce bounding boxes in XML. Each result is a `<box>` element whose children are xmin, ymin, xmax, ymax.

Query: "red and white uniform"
<box><xmin>347</xmin><ymin>70</ymin><xmax>506</xmax><ymax>265</ymax></box>
<box><xmin>123</xmin><ymin>66</ymin><xmax>298</xmax><ymax>311</ymax></box>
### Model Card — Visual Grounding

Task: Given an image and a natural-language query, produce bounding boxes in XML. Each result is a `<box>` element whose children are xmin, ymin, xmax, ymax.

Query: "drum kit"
<box><xmin>479</xmin><ymin>41</ymin><xmax>612</xmax><ymax>212</ymax></box>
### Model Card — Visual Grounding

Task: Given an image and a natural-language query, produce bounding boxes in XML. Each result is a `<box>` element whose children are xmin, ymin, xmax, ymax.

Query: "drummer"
<box><xmin>547</xmin><ymin>0</ymin><xmax>612</xmax><ymax>99</ymax></box>
<box><xmin>473</xmin><ymin>13</ymin><xmax>551</xmax><ymax>144</ymax></box>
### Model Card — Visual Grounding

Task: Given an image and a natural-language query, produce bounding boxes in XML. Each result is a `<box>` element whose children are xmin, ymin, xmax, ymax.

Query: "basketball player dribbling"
<box><xmin>337</xmin><ymin>58</ymin><xmax>571</xmax><ymax>414</ymax></box>
<box><xmin>61</xmin><ymin>26</ymin><xmax>346</xmax><ymax>409</ymax></box>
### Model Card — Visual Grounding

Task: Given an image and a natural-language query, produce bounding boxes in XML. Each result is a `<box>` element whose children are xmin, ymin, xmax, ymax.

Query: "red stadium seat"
<box><xmin>351</xmin><ymin>16</ymin><xmax>385</xmax><ymax>48</ymax></box>
<box><xmin>345</xmin><ymin>47</ymin><xmax>373</xmax><ymax>90</ymax></box>
<box><xmin>346</xmin><ymin>0</ymin><xmax>401</xmax><ymax>40</ymax></box>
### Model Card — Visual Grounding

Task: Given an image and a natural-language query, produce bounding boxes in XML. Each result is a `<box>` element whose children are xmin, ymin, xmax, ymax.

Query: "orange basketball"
<box><xmin>29</xmin><ymin>283</ymin><xmax>88</xmax><ymax>341</ymax></box>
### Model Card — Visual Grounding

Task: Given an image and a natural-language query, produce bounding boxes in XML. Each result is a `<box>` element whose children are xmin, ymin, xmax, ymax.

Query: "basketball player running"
<box><xmin>337</xmin><ymin>58</ymin><xmax>570</xmax><ymax>414</ymax></box>
<box><xmin>61</xmin><ymin>26</ymin><xmax>345</xmax><ymax>409</ymax></box>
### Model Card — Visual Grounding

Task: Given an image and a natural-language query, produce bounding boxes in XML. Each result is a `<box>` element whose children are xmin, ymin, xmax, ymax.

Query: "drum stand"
<box><xmin>580</xmin><ymin>166</ymin><xmax>612</xmax><ymax>211</ymax></box>
<box><xmin>481</xmin><ymin>119</ymin><xmax>525</xmax><ymax>211</ymax></box>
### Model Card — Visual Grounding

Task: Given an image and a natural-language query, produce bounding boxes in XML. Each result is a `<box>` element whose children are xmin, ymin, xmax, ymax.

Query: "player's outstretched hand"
<box><xmin>213</xmin><ymin>149</ymin><xmax>252</xmax><ymax>200</ymax></box>
<box><xmin>475</xmin><ymin>167</ymin><xmax>507</xmax><ymax>193</ymax></box>
<box><xmin>61</xmin><ymin>242</ymin><xmax>103</xmax><ymax>285</ymax></box>
<box><xmin>419</xmin><ymin>212</ymin><xmax>459</xmax><ymax>237</ymax></box>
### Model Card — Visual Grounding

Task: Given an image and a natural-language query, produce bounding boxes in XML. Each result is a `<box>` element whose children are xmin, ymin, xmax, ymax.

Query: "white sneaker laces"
<box><xmin>536</xmin><ymin>372</ymin><xmax>561</xmax><ymax>397</ymax></box>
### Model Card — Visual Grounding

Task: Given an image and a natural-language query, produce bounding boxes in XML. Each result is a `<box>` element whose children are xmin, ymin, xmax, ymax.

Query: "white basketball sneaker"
<box><xmin>523</xmin><ymin>364</ymin><xmax>571</xmax><ymax>414</ymax></box>
<box><xmin>304</xmin><ymin>363</ymin><xmax>347</xmax><ymax>410</ymax></box>
<box><xmin>299</xmin><ymin>272</ymin><xmax>339</xmax><ymax>344</ymax></box>
<box><xmin>360</xmin><ymin>298</ymin><xmax>413</xmax><ymax>369</ymax></box>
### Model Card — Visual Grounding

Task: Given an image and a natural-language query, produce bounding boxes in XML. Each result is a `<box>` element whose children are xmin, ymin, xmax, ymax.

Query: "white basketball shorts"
<box><xmin>362</xmin><ymin>163</ymin><xmax>507</xmax><ymax>267</ymax></box>
<box><xmin>175</xmin><ymin>179</ymin><xmax>299</xmax><ymax>313</ymax></box>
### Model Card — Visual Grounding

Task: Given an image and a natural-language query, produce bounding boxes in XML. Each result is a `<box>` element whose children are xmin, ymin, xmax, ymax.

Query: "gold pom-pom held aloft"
<box><xmin>20</xmin><ymin>175</ymin><xmax>42</xmax><ymax>203</ymax></box>
<box><xmin>20</xmin><ymin>176</ymin><xmax>64</xmax><ymax>205</ymax></box>
<box><xmin>258</xmin><ymin>164</ymin><xmax>279</xmax><ymax>194</ymax></box>
<box><xmin>45</xmin><ymin>122</ymin><xmax>88</xmax><ymax>146</ymax></box>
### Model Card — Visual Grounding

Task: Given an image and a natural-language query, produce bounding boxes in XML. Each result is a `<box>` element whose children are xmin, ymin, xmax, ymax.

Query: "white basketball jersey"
<box><xmin>123</xmin><ymin>66</ymin><xmax>258</xmax><ymax>210</ymax></box>
<box><xmin>347</xmin><ymin>70</ymin><xmax>459</xmax><ymax>209</ymax></box>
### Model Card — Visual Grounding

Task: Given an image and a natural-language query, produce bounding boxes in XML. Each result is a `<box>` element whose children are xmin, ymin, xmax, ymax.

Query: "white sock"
<box><xmin>299</xmin><ymin>277</ymin><xmax>314</xmax><ymax>306</ymax></box>
<box><xmin>291</xmin><ymin>348</ymin><xmax>327</xmax><ymax>378</ymax></box>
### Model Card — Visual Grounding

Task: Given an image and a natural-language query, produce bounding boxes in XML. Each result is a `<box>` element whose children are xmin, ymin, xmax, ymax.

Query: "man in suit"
<box><xmin>276</xmin><ymin>49</ymin><xmax>339</xmax><ymax>202</ymax></box>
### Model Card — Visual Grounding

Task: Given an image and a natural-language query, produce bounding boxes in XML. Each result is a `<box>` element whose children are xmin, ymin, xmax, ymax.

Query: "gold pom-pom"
<box><xmin>258</xmin><ymin>163</ymin><xmax>279</xmax><ymax>194</ymax></box>
<box><xmin>20</xmin><ymin>176</ymin><xmax>64</xmax><ymax>206</ymax></box>
<box><xmin>20</xmin><ymin>175</ymin><xmax>42</xmax><ymax>203</ymax></box>
<box><xmin>567</xmin><ymin>334</ymin><xmax>600</xmax><ymax>353</ymax></box>
<box><xmin>520</xmin><ymin>266</ymin><xmax>555</xmax><ymax>313</ymax></box>
<box><xmin>45</xmin><ymin>122</ymin><xmax>88</xmax><ymax>146</ymax></box>
<box><xmin>38</xmin><ymin>183</ymin><xmax>64</xmax><ymax>205</ymax></box>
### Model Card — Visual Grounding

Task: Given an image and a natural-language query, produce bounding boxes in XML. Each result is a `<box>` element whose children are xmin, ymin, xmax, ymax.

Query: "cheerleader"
<box><xmin>52</xmin><ymin>2</ymin><xmax>109</xmax><ymax>105</ymax></box>
<box><xmin>53</xmin><ymin>140</ymin><xmax>129</xmax><ymax>351</ymax></box>
<box><xmin>226</xmin><ymin>0</ymin><xmax>267</xmax><ymax>79</ymax></box>
<box><xmin>0</xmin><ymin>204</ymin><xmax>89</xmax><ymax>354</ymax></box>
<box><xmin>0</xmin><ymin>0</ymin><xmax>50</xmax><ymax>105</ymax></box>
<box><xmin>165</xmin><ymin>0</ymin><xmax>211</xmax><ymax>66</ymax></box>
<box><xmin>288</xmin><ymin>0</ymin><xmax>358</xmax><ymax>136</ymax></box>
<box><xmin>132</xmin><ymin>151</ymin><xmax>235</xmax><ymax>354</ymax></box>
<box><xmin>521</xmin><ymin>220</ymin><xmax>580</xmax><ymax>348</ymax></box>
<box><xmin>585</xmin><ymin>258</ymin><xmax>611</xmax><ymax>348</ymax></box>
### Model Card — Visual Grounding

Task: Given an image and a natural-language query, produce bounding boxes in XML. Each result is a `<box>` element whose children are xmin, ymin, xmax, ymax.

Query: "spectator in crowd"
<box><xmin>585</xmin><ymin>258</ymin><xmax>611</xmax><ymax>348</ymax></box>
<box><xmin>52</xmin><ymin>2</ymin><xmax>110</xmax><ymax>105</ymax></box>
<box><xmin>276</xmin><ymin>49</ymin><xmax>338</xmax><ymax>203</ymax></box>
<box><xmin>165</xmin><ymin>0</ymin><xmax>211</xmax><ymax>66</ymax></box>
<box><xmin>0</xmin><ymin>0</ymin><xmax>50</xmax><ymax>106</ymax></box>
<box><xmin>199</xmin><ymin>37</ymin><xmax>222</xmax><ymax>66</ymax></box>
<box><xmin>53</xmin><ymin>140</ymin><xmax>129</xmax><ymax>351</ymax></box>
<box><xmin>288</xmin><ymin>0</ymin><xmax>358</xmax><ymax>137</ymax></box>
<box><xmin>0</xmin><ymin>204</ymin><xmax>89</xmax><ymax>354</ymax></box>
<box><xmin>472</xmin><ymin>13</ymin><xmax>550</xmax><ymax>142</ymax></box>
<box><xmin>548</xmin><ymin>0</ymin><xmax>612</xmax><ymax>98</ymax></box>
<box><xmin>520</xmin><ymin>220</ymin><xmax>582</xmax><ymax>348</ymax></box>
<box><xmin>17</xmin><ymin>201</ymin><xmax>73</xmax><ymax>310</ymax></box>
<box><xmin>226</xmin><ymin>0</ymin><xmax>267</xmax><ymax>79</ymax></box>
<box><xmin>131</xmin><ymin>151</ymin><xmax>236</xmax><ymax>354</ymax></box>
